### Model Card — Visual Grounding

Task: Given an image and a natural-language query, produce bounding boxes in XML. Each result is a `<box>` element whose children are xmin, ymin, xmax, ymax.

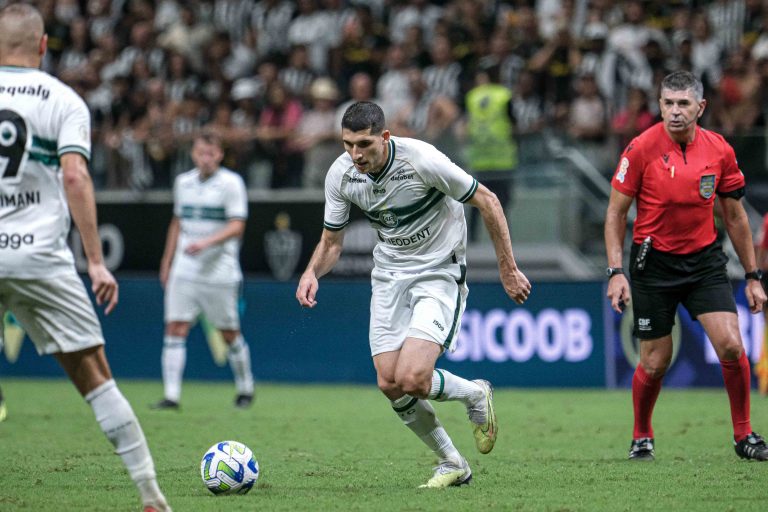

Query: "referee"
<box><xmin>605</xmin><ymin>70</ymin><xmax>768</xmax><ymax>462</ymax></box>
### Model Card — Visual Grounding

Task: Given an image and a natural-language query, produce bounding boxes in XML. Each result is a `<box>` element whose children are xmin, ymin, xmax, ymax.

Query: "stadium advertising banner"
<box><xmin>1</xmin><ymin>279</ymin><xmax>607</xmax><ymax>387</ymax></box>
<box><xmin>73</xmin><ymin>200</ymin><xmax>373</xmax><ymax>279</ymax></box>
<box><xmin>609</xmin><ymin>281</ymin><xmax>766</xmax><ymax>388</ymax></box>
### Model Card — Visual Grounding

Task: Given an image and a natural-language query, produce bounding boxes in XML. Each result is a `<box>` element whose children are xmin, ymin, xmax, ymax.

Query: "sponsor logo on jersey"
<box><xmin>348</xmin><ymin>175</ymin><xmax>366</xmax><ymax>184</ymax></box>
<box><xmin>0</xmin><ymin>84</ymin><xmax>50</xmax><ymax>100</ymax></box>
<box><xmin>390</xmin><ymin>170</ymin><xmax>414</xmax><ymax>181</ymax></box>
<box><xmin>616</xmin><ymin>157</ymin><xmax>629</xmax><ymax>183</ymax></box>
<box><xmin>380</xmin><ymin>226</ymin><xmax>431</xmax><ymax>246</ymax></box>
<box><xmin>699</xmin><ymin>174</ymin><xmax>715</xmax><ymax>199</ymax></box>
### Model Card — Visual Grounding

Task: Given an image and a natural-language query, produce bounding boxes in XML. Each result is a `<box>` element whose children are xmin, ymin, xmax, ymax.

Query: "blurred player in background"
<box><xmin>0</xmin><ymin>4</ymin><xmax>170</xmax><ymax>510</ymax></box>
<box><xmin>152</xmin><ymin>132</ymin><xmax>254</xmax><ymax>410</ymax></box>
<box><xmin>605</xmin><ymin>70</ymin><xmax>768</xmax><ymax>462</ymax></box>
<box><xmin>297</xmin><ymin>101</ymin><xmax>531</xmax><ymax>488</ymax></box>
<box><xmin>755</xmin><ymin>212</ymin><xmax>768</xmax><ymax>395</ymax></box>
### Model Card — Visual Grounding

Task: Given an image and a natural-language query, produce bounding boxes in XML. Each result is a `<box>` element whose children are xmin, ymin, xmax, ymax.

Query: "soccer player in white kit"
<box><xmin>0</xmin><ymin>5</ymin><xmax>170</xmax><ymax>511</ymax></box>
<box><xmin>152</xmin><ymin>132</ymin><xmax>254</xmax><ymax>410</ymax></box>
<box><xmin>296</xmin><ymin>102</ymin><xmax>531</xmax><ymax>488</ymax></box>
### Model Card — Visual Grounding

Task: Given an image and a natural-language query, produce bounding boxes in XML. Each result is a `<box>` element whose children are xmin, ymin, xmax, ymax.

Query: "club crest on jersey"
<box><xmin>379</xmin><ymin>210</ymin><xmax>398</xmax><ymax>227</ymax></box>
<box><xmin>699</xmin><ymin>174</ymin><xmax>715</xmax><ymax>199</ymax></box>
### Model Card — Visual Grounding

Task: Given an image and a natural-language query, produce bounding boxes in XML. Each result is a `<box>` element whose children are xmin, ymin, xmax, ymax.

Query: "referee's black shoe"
<box><xmin>628</xmin><ymin>438</ymin><xmax>655</xmax><ymax>461</ymax></box>
<box><xmin>734</xmin><ymin>432</ymin><xmax>768</xmax><ymax>461</ymax></box>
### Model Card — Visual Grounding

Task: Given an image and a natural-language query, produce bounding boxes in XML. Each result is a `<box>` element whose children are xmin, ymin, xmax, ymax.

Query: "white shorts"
<box><xmin>0</xmin><ymin>271</ymin><xmax>105</xmax><ymax>355</ymax></box>
<box><xmin>369</xmin><ymin>262</ymin><xmax>468</xmax><ymax>356</ymax></box>
<box><xmin>164</xmin><ymin>276</ymin><xmax>241</xmax><ymax>330</ymax></box>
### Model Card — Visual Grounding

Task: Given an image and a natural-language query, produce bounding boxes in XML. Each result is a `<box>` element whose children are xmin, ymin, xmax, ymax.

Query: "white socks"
<box><xmin>227</xmin><ymin>335</ymin><xmax>254</xmax><ymax>395</ymax></box>
<box><xmin>428</xmin><ymin>369</ymin><xmax>483</xmax><ymax>406</ymax></box>
<box><xmin>85</xmin><ymin>380</ymin><xmax>167</xmax><ymax>507</ymax></box>
<box><xmin>161</xmin><ymin>335</ymin><xmax>186</xmax><ymax>402</ymax></box>
<box><xmin>391</xmin><ymin>395</ymin><xmax>460</xmax><ymax>462</ymax></box>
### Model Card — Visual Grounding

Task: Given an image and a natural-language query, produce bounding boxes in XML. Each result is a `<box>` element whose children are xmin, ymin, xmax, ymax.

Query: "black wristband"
<box><xmin>745</xmin><ymin>269</ymin><xmax>763</xmax><ymax>281</ymax></box>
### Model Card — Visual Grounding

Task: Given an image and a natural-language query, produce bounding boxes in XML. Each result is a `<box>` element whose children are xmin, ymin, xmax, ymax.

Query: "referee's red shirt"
<box><xmin>611</xmin><ymin>122</ymin><xmax>745</xmax><ymax>255</ymax></box>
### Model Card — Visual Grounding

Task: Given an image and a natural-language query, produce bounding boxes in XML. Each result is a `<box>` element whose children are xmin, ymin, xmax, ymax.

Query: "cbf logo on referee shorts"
<box><xmin>699</xmin><ymin>174</ymin><xmax>715</xmax><ymax>199</ymax></box>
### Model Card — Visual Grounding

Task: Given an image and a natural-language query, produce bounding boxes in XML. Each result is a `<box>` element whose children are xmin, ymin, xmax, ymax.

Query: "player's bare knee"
<box><xmin>717</xmin><ymin>339</ymin><xmax>744</xmax><ymax>361</ymax></box>
<box><xmin>640</xmin><ymin>360</ymin><xmax>669</xmax><ymax>380</ymax></box>
<box><xmin>165</xmin><ymin>322</ymin><xmax>190</xmax><ymax>337</ymax></box>
<box><xmin>396</xmin><ymin>373</ymin><xmax>430</xmax><ymax>398</ymax></box>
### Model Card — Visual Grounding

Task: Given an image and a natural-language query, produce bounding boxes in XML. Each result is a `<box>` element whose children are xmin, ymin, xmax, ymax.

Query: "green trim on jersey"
<box><xmin>58</xmin><ymin>145</ymin><xmax>90</xmax><ymax>161</ymax></box>
<box><xmin>392</xmin><ymin>396</ymin><xmax>418</xmax><ymax>413</ymax></box>
<box><xmin>32</xmin><ymin>136</ymin><xmax>57</xmax><ymax>152</ymax></box>
<box><xmin>28</xmin><ymin>151</ymin><xmax>59</xmax><ymax>167</ymax></box>
<box><xmin>180</xmin><ymin>205</ymin><xmax>227</xmax><ymax>221</ymax></box>
<box><xmin>366</xmin><ymin>139</ymin><xmax>396</xmax><ymax>184</ymax></box>
<box><xmin>323</xmin><ymin>219</ymin><xmax>350</xmax><ymax>231</ymax></box>
<box><xmin>458</xmin><ymin>179</ymin><xmax>479</xmax><ymax>203</ymax></box>
<box><xmin>443</xmin><ymin>285</ymin><xmax>463</xmax><ymax>351</ymax></box>
<box><xmin>363</xmin><ymin>188</ymin><xmax>446</xmax><ymax>228</ymax></box>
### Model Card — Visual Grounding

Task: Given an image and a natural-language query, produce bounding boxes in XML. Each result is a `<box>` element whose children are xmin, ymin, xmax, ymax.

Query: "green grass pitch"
<box><xmin>1</xmin><ymin>379</ymin><xmax>767</xmax><ymax>511</ymax></box>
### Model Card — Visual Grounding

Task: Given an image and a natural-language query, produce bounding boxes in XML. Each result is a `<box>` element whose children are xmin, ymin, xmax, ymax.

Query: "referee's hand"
<box><xmin>746</xmin><ymin>279</ymin><xmax>767</xmax><ymax>314</ymax></box>
<box><xmin>607</xmin><ymin>274</ymin><xmax>630</xmax><ymax>314</ymax></box>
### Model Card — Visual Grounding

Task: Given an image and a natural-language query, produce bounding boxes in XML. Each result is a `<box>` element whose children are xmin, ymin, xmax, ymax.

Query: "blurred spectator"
<box><xmin>256</xmin><ymin>82</ymin><xmax>304</xmax><ymax>188</ymax></box>
<box><xmin>288</xmin><ymin>0</ymin><xmax>335</xmax><ymax>74</ymax></box>
<box><xmin>612</xmin><ymin>87</ymin><xmax>655</xmax><ymax>151</ymax></box>
<box><xmin>280</xmin><ymin>45</ymin><xmax>317</xmax><ymax>102</ymax></box>
<box><xmin>691</xmin><ymin>10</ymin><xmax>724</xmax><ymax>94</ymax></box>
<box><xmin>377</xmin><ymin>44</ymin><xmax>413</xmax><ymax>121</ymax></box>
<box><xmin>290</xmin><ymin>77</ymin><xmax>342</xmax><ymax>189</ymax></box>
<box><xmin>462</xmin><ymin>63</ymin><xmax>516</xmax><ymax>243</ymax></box>
<box><xmin>335</xmin><ymin>71</ymin><xmax>377</xmax><ymax>131</ymax></box>
<box><xmin>389</xmin><ymin>0</ymin><xmax>443</xmax><ymax>45</ymax></box>
<box><xmin>422</xmin><ymin>34</ymin><xmax>462</xmax><ymax>101</ymax></box>
<box><xmin>389</xmin><ymin>67</ymin><xmax>460</xmax><ymax>153</ymax></box>
<box><xmin>156</xmin><ymin>3</ymin><xmax>214</xmax><ymax>72</ymax></box>
<box><xmin>568</xmin><ymin>73</ymin><xmax>608</xmax><ymax>142</ymax></box>
<box><xmin>713</xmin><ymin>50</ymin><xmax>761</xmax><ymax>136</ymax></box>
<box><xmin>251</xmin><ymin>0</ymin><xmax>295</xmax><ymax>58</ymax></box>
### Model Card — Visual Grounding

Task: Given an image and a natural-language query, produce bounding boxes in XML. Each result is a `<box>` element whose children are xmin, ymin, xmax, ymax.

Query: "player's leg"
<box><xmin>408</xmin><ymin>273</ymin><xmax>497</xmax><ymax>454</ymax></box>
<box><xmin>627</xmin><ymin>271</ymin><xmax>680</xmax><ymax>461</ymax></box>
<box><xmin>56</xmin><ymin>347</ymin><xmax>170</xmax><ymax>511</ymax></box>
<box><xmin>155</xmin><ymin>276</ymin><xmax>199</xmax><ymax>409</ymax></box>
<box><xmin>630</xmin><ymin>335</ymin><xmax>672</xmax><ymax>460</ymax></box>
<box><xmin>374</xmin><ymin>345</ymin><xmax>470</xmax><ymax>488</ymax></box>
<box><xmin>221</xmin><ymin>329</ymin><xmax>254</xmax><ymax>408</ymax></box>
<box><xmin>5</xmin><ymin>275</ymin><xmax>170</xmax><ymax>510</ymax></box>
<box><xmin>208</xmin><ymin>282</ymin><xmax>253</xmax><ymax>407</ymax></box>
<box><xmin>154</xmin><ymin>321</ymin><xmax>191</xmax><ymax>409</ymax></box>
<box><xmin>699</xmin><ymin>311</ymin><xmax>768</xmax><ymax>460</ymax></box>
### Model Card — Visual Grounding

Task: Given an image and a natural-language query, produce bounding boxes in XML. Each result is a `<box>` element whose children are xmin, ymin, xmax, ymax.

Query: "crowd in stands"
<box><xmin>20</xmin><ymin>0</ymin><xmax>768</xmax><ymax>189</ymax></box>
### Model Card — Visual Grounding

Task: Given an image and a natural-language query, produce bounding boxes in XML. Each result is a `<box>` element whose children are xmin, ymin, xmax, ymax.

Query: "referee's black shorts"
<box><xmin>629</xmin><ymin>240</ymin><xmax>736</xmax><ymax>340</ymax></box>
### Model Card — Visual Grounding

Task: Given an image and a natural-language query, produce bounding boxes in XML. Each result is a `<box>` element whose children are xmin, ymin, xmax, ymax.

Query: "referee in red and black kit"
<box><xmin>605</xmin><ymin>70</ymin><xmax>768</xmax><ymax>462</ymax></box>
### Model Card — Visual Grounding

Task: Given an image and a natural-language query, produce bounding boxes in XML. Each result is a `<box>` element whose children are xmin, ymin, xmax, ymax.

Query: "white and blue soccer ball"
<box><xmin>200</xmin><ymin>440</ymin><xmax>260</xmax><ymax>495</ymax></box>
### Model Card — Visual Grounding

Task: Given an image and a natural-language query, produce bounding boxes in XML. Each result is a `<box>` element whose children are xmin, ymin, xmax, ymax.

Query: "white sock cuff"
<box><xmin>84</xmin><ymin>379</ymin><xmax>117</xmax><ymax>403</ymax></box>
<box><xmin>163</xmin><ymin>335</ymin><xmax>185</xmax><ymax>347</ymax></box>
<box><xmin>391</xmin><ymin>394</ymin><xmax>417</xmax><ymax>411</ymax></box>
<box><xmin>429</xmin><ymin>370</ymin><xmax>446</xmax><ymax>401</ymax></box>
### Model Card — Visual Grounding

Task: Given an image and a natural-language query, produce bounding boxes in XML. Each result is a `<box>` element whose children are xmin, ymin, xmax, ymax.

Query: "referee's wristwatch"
<box><xmin>606</xmin><ymin>267</ymin><xmax>624</xmax><ymax>279</ymax></box>
<box><xmin>745</xmin><ymin>269</ymin><xmax>764</xmax><ymax>281</ymax></box>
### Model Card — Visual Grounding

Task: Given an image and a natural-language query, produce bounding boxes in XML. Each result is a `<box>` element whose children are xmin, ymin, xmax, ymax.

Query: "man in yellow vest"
<box><xmin>464</xmin><ymin>64</ymin><xmax>518</xmax><ymax>243</ymax></box>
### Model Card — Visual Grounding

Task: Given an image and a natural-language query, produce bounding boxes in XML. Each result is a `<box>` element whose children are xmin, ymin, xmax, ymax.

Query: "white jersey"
<box><xmin>324</xmin><ymin>136</ymin><xmax>478</xmax><ymax>272</ymax></box>
<box><xmin>169</xmin><ymin>167</ymin><xmax>247</xmax><ymax>283</ymax></box>
<box><xmin>0</xmin><ymin>66</ymin><xmax>91</xmax><ymax>278</ymax></box>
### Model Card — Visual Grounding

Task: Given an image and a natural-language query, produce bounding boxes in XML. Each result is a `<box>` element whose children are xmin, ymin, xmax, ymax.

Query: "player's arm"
<box><xmin>604</xmin><ymin>187</ymin><xmax>633</xmax><ymax>313</ymax></box>
<box><xmin>296</xmin><ymin>228</ymin><xmax>345</xmax><ymax>308</ymax></box>
<box><xmin>467</xmin><ymin>183</ymin><xmax>531</xmax><ymax>304</ymax></box>
<box><xmin>184</xmin><ymin>219</ymin><xmax>246</xmax><ymax>255</ymax></box>
<box><xmin>61</xmin><ymin>152</ymin><xmax>118</xmax><ymax>314</ymax></box>
<box><xmin>159</xmin><ymin>216</ymin><xmax>180</xmax><ymax>288</ymax></box>
<box><xmin>720</xmin><ymin>196</ymin><xmax>767</xmax><ymax>313</ymax></box>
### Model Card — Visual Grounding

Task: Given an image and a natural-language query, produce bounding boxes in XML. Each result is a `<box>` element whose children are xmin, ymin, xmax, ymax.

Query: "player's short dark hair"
<box><xmin>341</xmin><ymin>101</ymin><xmax>385</xmax><ymax>134</ymax></box>
<box><xmin>193</xmin><ymin>130</ymin><xmax>223</xmax><ymax>148</ymax></box>
<box><xmin>661</xmin><ymin>70</ymin><xmax>704</xmax><ymax>101</ymax></box>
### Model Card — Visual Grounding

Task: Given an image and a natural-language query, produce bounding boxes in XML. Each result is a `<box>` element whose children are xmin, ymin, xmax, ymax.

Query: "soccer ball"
<box><xmin>200</xmin><ymin>440</ymin><xmax>259</xmax><ymax>495</ymax></box>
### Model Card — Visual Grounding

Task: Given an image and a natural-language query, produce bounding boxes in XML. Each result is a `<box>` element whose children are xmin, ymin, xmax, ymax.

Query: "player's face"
<box><xmin>191</xmin><ymin>139</ymin><xmax>223</xmax><ymax>177</ymax></box>
<box><xmin>659</xmin><ymin>88</ymin><xmax>706</xmax><ymax>139</ymax></box>
<box><xmin>341</xmin><ymin>128</ymin><xmax>390</xmax><ymax>174</ymax></box>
